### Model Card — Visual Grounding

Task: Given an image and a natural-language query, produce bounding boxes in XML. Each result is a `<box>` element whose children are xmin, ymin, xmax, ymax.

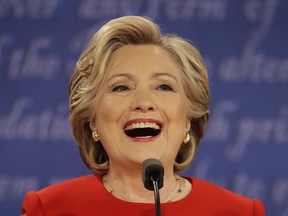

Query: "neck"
<box><xmin>102</xmin><ymin>164</ymin><xmax>185</xmax><ymax>203</ymax></box>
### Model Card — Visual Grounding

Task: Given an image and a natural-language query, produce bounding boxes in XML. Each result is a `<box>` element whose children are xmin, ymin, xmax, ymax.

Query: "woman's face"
<box><xmin>90</xmin><ymin>45</ymin><xmax>190</xmax><ymax>169</ymax></box>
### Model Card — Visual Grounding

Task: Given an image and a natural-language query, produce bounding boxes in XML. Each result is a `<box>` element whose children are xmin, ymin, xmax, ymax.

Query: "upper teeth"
<box><xmin>125</xmin><ymin>122</ymin><xmax>160</xmax><ymax>130</ymax></box>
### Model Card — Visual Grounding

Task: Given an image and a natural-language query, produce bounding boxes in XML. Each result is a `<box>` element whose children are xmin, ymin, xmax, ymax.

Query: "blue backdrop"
<box><xmin>1</xmin><ymin>0</ymin><xmax>287</xmax><ymax>215</ymax></box>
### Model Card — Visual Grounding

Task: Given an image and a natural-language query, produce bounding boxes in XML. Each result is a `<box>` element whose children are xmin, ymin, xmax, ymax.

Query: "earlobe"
<box><xmin>89</xmin><ymin>121</ymin><xmax>96</xmax><ymax>131</ymax></box>
<box><xmin>186</xmin><ymin>119</ymin><xmax>191</xmax><ymax>132</ymax></box>
<box><xmin>90</xmin><ymin>121</ymin><xmax>100</xmax><ymax>142</ymax></box>
<box><xmin>183</xmin><ymin>120</ymin><xmax>191</xmax><ymax>144</ymax></box>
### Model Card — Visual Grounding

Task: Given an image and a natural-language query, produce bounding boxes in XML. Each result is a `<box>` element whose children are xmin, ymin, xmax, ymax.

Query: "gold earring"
<box><xmin>92</xmin><ymin>130</ymin><xmax>100</xmax><ymax>142</ymax></box>
<box><xmin>183</xmin><ymin>132</ymin><xmax>190</xmax><ymax>144</ymax></box>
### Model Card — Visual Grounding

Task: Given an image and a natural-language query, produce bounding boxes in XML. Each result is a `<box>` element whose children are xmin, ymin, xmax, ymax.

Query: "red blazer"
<box><xmin>22</xmin><ymin>174</ymin><xmax>265</xmax><ymax>216</ymax></box>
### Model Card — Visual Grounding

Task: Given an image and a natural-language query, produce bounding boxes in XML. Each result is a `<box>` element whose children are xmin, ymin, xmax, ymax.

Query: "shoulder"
<box><xmin>186</xmin><ymin>177</ymin><xmax>265</xmax><ymax>215</ymax></box>
<box><xmin>22</xmin><ymin>174</ymin><xmax>104</xmax><ymax>215</ymax></box>
<box><xmin>190</xmin><ymin>177</ymin><xmax>250</xmax><ymax>202</ymax></box>
<box><xmin>35</xmin><ymin>174</ymin><xmax>102</xmax><ymax>200</ymax></box>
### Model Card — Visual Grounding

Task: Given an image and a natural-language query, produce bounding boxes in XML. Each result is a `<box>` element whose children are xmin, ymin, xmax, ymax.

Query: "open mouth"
<box><xmin>124</xmin><ymin>122</ymin><xmax>162</xmax><ymax>138</ymax></box>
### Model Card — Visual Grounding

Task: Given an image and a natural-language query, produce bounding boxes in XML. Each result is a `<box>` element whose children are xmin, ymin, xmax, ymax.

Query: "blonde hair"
<box><xmin>69</xmin><ymin>16</ymin><xmax>210</xmax><ymax>174</ymax></box>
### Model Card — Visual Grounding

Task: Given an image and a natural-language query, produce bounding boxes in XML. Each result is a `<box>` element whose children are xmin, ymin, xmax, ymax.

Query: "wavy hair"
<box><xmin>68</xmin><ymin>16</ymin><xmax>210</xmax><ymax>174</ymax></box>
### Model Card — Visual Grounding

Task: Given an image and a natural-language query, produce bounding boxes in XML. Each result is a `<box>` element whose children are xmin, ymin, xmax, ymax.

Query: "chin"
<box><xmin>129</xmin><ymin>153</ymin><xmax>164</xmax><ymax>165</ymax></box>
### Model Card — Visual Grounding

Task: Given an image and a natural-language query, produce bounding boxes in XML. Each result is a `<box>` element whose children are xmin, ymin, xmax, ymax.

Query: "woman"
<box><xmin>22</xmin><ymin>16</ymin><xmax>265</xmax><ymax>215</ymax></box>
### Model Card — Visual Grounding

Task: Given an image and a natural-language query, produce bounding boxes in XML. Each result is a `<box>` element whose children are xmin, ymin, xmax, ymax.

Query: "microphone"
<box><xmin>142</xmin><ymin>158</ymin><xmax>164</xmax><ymax>216</ymax></box>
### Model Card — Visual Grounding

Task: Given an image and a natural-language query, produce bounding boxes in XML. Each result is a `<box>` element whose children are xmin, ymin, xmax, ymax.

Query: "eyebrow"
<box><xmin>151</xmin><ymin>72</ymin><xmax>178</xmax><ymax>82</ymax></box>
<box><xmin>107</xmin><ymin>72</ymin><xmax>178</xmax><ymax>82</ymax></box>
<box><xmin>107</xmin><ymin>73</ymin><xmax>134</xmax><ymax>81</ymax></box>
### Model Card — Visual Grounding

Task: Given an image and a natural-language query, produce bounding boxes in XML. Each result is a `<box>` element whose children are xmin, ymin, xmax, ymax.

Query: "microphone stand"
<box><xmin>152</xmin><ymin>176</ymin><xmax>161</xmax><ymax>216</ymax></box>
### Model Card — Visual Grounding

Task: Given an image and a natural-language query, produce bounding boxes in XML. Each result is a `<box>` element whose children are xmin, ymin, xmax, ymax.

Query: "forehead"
<box><xmin>104</xmin><ymin>44</ymin><xmax>182</xmax><ymax>79</ymax></box>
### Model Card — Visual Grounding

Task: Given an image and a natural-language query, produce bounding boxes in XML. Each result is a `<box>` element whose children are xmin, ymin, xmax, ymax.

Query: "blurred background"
<box><xmin>0</xmin><ymin>0</ymin><xmax>287</xmax><ymax>215</ymax></box>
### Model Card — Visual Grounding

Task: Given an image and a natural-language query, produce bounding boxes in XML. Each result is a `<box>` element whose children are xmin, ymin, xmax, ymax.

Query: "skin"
<box><xmin>90</xmin><ymin>45</ymin><xmax>191</xmax><ymax>202</ymax></box>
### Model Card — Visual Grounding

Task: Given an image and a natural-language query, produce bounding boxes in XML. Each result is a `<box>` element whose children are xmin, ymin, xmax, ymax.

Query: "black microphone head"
<box><xmin>142</xmin><ymin>158</ymin><xmax>164</xmax><ymax>191</ymax></box>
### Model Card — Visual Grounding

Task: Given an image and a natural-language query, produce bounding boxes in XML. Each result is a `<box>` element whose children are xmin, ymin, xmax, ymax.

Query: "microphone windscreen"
<box><xmin>142</xmin><ymin>158</ymin><xmax>164</xmax><ymax>191</ymax></box>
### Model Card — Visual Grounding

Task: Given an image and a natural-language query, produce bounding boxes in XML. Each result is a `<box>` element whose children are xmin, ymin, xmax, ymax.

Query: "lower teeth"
<box><xmin>135</xmin><ymin>136</ymin><xmax>152</xmax><ymax>138</ymax></box>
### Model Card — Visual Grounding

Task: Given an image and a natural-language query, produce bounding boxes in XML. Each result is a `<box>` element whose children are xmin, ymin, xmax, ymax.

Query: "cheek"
<box><xmin>94</xmin><ymin>96</ymin><xmax>128</xmax><ymax>127</ymax></box>
<box><xmin>164</xmin><ymin>97</ymin><xmax>188</xmax><ymax>121</ymax></box>
<box><xmin>93</xmin><ymin>99</ymin><xmax>122</xmax><ymax>147</ymax></box>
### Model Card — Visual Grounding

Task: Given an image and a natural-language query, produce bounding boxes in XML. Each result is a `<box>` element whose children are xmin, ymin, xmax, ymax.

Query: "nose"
<box><xmin>130</xmin><ymin>88</ymin><xmax>156</xmax><ymax>112</ymax></box>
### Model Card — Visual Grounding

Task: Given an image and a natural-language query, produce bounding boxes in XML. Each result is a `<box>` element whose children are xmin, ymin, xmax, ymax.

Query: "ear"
<box><xmin>185</xmin><ymin>119</ymin><xmax>191</xmax><ymax>133</ymax></box>
<box><xmin>89</xmin><ymin>119</ymin><xmax>96</xmax><ymax>131</ymax></box>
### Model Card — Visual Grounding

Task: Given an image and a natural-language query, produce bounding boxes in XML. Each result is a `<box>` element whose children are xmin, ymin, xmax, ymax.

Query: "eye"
<box><xmin>112</xmin><ymin>85</ymin><xmax>130</xmax><ymax>92</ymax></box>
<box><xmin>158</xmin><ymin>84</ymin><xmax>174</xmax><ymax>91</ymax></box>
